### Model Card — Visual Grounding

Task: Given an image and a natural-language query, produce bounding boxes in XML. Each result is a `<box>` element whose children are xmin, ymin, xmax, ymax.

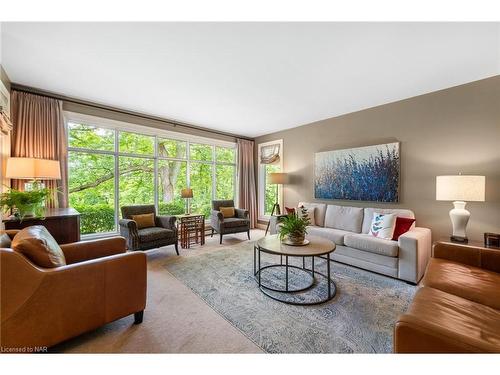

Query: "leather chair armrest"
<box><xmin>398</xmin><ymin>227</ymin><xmax>432</xmax><ymax>283</ymax></box>
<box><xmin>156</xmin><ymin>215</ymin><xmax>177</xmax><ymax>230</ymax></box>
<box><xmin>433</xmin><ymin>242</ymin><xmax>500</xmax><ymax>273</ymax></box>
<box><xmin>60</xmin><ymin>236</ymin><xmax>127</xmax><ymax>264</ymax></box>
<box><xmin>235</xmin><ymin>208</ymin><xmax>249</xmax><ymax>219</ymax></box>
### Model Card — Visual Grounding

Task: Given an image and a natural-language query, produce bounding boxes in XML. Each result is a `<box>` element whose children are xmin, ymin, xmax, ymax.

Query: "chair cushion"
<box><xmin>344</xmin><ymin>233</ymin><xmax>399</xmax><ymax>257</ymax></box>
<box><xmin>324</xmin><ymin>205</ymin><xmax>364</xmax><ymax>233</ymax></box>
<box><xmin>222</xmin><ymin>217</ymin><xmax>249</xmax><ymax>228</ymax></box>
<box><xmin>138</xmin><ymin>227</ymin><xmax>175</xmax><ymax>242</ymax></box>
<box><xmin>422</xmin><ymin>258</ymin><xmax>500</xmax><ymax>310</ymax></box>
<box><xmin>306</xmin><ymin>226</ymin><xmax>351</xmax><ymax>245</ymax></box>
<box><xmin>11</xmin><ymin>225</ymin><xmax>66</xmax><ymax>268</ymax></box>
<box><xmin>219</xmin><ymin>206</ymin><xmax>235</xmax><ymax>218</ymax></box>
<box><xmin>131</xmin><ymin>213</ymin><xmax>155</xmax><ymax>229</ymax></box>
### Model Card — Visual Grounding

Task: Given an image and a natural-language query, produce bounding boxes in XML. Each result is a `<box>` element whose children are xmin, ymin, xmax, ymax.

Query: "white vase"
<box><xmin>449</xmin><ymin>201</ymin><xmax>470</xmax><ymax>240</ymax></box>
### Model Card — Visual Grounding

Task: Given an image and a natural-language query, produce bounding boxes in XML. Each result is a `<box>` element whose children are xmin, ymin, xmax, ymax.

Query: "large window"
<box><xmin>258</xmin><ymin>140</ymin><xmax>283</xmax><ymax>219</ymax></box>
<box><xmin>67</xmin><ymin>115</ymin><xmax>237</xmax><ymax>236</ymax></box>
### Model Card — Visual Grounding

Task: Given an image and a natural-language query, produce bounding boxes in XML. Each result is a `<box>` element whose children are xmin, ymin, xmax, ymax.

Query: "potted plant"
<box><xmin>277</xmin><ymin>207</ymin><xmax>311</xmax><ymax>245</ymax></box>
<box><xmin>0</xmin><ymin>187</ymin><xmax>52</xmax><ymax>221</ymax></box>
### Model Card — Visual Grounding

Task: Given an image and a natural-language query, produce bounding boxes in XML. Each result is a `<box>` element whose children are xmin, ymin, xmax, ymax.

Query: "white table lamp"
<box><xmin>436</xmin><ymin>175</ymin><xmax>485</xmax><ymax>242</ymax></box>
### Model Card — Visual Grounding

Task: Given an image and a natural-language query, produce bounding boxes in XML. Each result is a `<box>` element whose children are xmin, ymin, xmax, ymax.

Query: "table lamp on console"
<box><xmin>6</xmin><ymin>157</ymin><xmax>61</xmax><ymax>190</ymax></box>
<box><xmin>436</xmin><ymin>174</ymin><xmax>485</xmax><ymax>243</ymax></box>
<box><xmin>181</xmin><ymin>188</ymin><xmax>193</xmax><ymax>215</ymax></box>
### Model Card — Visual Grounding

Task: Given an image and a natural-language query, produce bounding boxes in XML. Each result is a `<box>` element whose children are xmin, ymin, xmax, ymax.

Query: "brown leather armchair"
<box><xmin>394</xmin><ymin>241</ymin><xmax>500</xmax><ymax>353</ymax></box>
<box><xmin>1</xmin><ymin>230</ymin><xmax>147</xmax><ymax>351</ymax></box>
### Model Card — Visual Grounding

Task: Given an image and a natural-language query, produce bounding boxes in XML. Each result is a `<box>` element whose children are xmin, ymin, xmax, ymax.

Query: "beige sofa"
<box><xmin>270</xmin><ymin>202</ymin><xmax>432</xmax><ymax>284</ymax></box>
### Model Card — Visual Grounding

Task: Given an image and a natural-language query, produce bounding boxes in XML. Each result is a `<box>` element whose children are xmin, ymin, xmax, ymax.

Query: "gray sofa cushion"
<box><xmin>344</xmin><ymin>233</ymin><xmax>399</xmax><ymax>257</ymax></box>
<box><xmin>298</xmin><ymin>202</ymin><xmax>327</xmax><ymax>227</ymax></box>
<box><xmin>138</xmin><ymin>227</ymin><xmax>175</xmax><ymax>242</ymax></box>
<box><xmin>362</xmin><ymin>208</ymin><xmax>415</xmax><ymax>234</ymax></box>
<box><xmin>306</xmin><ymin>226</ymin><xmax>351</xmax><ymax>246</ymax></box>
<box><xmin>324</xmin><ymin>205</ymin><xmax>364</xmax><ymax>233</ymax></box>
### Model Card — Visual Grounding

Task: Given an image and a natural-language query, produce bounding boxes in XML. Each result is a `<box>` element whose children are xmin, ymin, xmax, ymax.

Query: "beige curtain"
<box><xmin>237</xmin><ymin>138</ymin><xmax>258</xmax><ymax>228</ymax></box>
<box><xmin>11</xmin><ymin>91</ymin><xmax>68</xmax><ymax>208</ymax></box>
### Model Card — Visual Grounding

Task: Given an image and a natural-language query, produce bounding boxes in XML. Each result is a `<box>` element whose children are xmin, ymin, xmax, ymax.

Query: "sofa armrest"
<box><xmin>269</xmin><ymin>215</ymin><xmax>288</xmax><ymax>235</ymax></box>
<box><xmin>156</xmin><ymin>215</ymin><xmax>177</xmax><ymax>230</ymax></box>
<box><xmin>433</xmin><ymin>241</ymin><xmax>500</xmax><ymax>273</ymax></box>
<box><xmin>60</xmin><ymin>236</ymin><xmax>127</xmax><ymax>264</ymax></box>
<box><xmin>235</xmin><ymin>208</ymin><xmax>249</xmax><ymax>219</ymax></box>
<box><xmin>398</xmin><ymin>227</ymin><xmax>432</xmax><ymax>283</ymax></box>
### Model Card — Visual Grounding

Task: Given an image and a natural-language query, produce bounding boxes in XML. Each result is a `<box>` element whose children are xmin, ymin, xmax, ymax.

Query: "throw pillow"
<box><xmin>369</xmin><ymin>213</ymin><xmax>396</xmax><ymax>240</ymax></box>
<box><xmin>12</xmin><ymin>225</ymin><xmax>66</xmax><ymax>268</ymax></box>
<box><xmin>392</xmin><ymin>217</ymin><xmax>416</xmax><ymax>240</ymax></box>
<box><xmin>131</xmin><ymin>213</ymin><xmax>156</xmax><ymax>229</ymax></box>
<box><xmin>297</xmin><ymin>206</ymin><xmax>316</xmax><ymax>226</ymax></box>
<box><xmin>285</xmin><ymin>206</ymin><xmax>296</xmax><ymax>215</ymax></box>
<box><xmin>219</xmin><ymin>206</ymin><xmax>235</xmax><ymax>218</ymax></box>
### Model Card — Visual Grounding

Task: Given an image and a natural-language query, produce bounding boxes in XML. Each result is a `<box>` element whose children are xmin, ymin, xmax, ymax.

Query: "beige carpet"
<box><xmin>52</xmin><ymin>230</ymin><xmax>266</xmax><ymax>353</ymax></box>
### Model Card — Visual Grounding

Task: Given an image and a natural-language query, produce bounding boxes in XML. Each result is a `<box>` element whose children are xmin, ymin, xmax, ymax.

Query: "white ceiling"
<box><xmin>1</xmin><ymin>22</ymin><xmax>499</xmax><ymax>137</ymax></box>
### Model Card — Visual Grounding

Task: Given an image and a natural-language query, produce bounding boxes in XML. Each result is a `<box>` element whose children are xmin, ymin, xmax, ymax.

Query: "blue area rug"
<box><xmin>164</xmin><ymin>242</ymin><xmax>416</xmax><ymax>353</ymax></box>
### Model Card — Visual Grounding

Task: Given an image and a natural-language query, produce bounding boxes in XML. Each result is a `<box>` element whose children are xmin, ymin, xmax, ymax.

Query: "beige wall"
<box><xmin>255</xmin><ymin>76</ymin><xmax>500</xmax><ymax>242</ymax></box>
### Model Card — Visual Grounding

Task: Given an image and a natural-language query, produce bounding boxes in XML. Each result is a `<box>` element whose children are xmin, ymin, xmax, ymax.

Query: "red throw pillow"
<box><xmin>392</xmin><ymin>217</ymin><xmax>416</xmax><ymax>241</ymax></box>
<box><xmin>285</xmin><ymin>207</ymin><xmax>296</xmax><ymax>215</ymax></box>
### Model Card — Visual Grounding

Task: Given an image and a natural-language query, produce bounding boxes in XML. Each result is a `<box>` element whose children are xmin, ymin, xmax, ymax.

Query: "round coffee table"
<box><xmin>254</xmin><ymin>235</ymin><xmax>336</xmax><ymax>305</ymax></box>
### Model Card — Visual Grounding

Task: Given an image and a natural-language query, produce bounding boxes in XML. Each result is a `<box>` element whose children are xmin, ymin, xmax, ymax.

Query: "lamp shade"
<box><xmin>181</xmin><ymin>188</ymin><xmax>193</xmax><ymax>198</ymax></box>
<box><xmin>268</xmin><ymin>172</ymin><xmax>288</xmax><ymax>185</ymax></box>
<box><xmin>6</xmin><ymin>157</ymin><xmax>61</xmax><ymax>180</ymax></box>
<box><xmin>436</xmin><ymin>175</ymin><xmax>485</xmax><ymax>202</ymax></box>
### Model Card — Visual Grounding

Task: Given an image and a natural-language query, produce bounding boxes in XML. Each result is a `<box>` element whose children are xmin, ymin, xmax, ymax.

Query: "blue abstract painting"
<box><xmin>314</xmin><ymin>142</ymin><xmax>400</xmax><ymax>202</ymax></box>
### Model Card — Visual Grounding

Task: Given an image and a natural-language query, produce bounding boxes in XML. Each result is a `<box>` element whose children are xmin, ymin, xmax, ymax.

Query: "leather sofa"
<box><xmin>0</xmin><ymin>229</ymin><xmax>147</xmax><ymax>351</ymax></box>
<box><xmin>394</xmin><ymin>241</ymin><xmax>500</xmax><ymax>353</ymax></box>
<box><xmin>270</xmin><ymin>202</ymin><xmax>432</xmax><ymax>283</ymax></box>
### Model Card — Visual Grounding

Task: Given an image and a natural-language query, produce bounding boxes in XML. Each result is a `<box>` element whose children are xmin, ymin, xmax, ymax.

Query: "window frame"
<box><xmin>65</xmin><ymin>112</ymin><xmax>237</xmax><ymax>239</ymax></box>
<box><xmin>257</xmin><ymin>139</ymin><xmax>283</xmax><ymax>221</ymax></box>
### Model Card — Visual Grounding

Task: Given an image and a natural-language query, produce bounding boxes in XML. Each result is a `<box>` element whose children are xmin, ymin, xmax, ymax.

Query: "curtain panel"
<box><xmin>237</xmin><ymin>138</ymin><xmax>258</xmax><ymax>228</ymax></box>
<box><xmin>11</xmin><ymin>91</ymin><xmax>68</xmax><ymax>208</ymax></box>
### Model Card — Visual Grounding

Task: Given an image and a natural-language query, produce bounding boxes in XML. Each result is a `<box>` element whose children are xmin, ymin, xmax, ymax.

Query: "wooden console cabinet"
<box><xmin>3</xmin><ymin>207</ymin><xmax>81</xmax><ymax>244</ymax></box>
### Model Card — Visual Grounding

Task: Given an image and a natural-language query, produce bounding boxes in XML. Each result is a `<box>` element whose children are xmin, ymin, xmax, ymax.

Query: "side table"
<box><xmin>177</xmin><ymin>213</ymin><xmax>205</xmax><ymax>249</ymax></box>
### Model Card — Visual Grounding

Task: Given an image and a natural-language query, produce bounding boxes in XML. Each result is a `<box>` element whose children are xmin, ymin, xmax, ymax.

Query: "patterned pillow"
<box><xmin>369</xmin><ymin>213</ymin><xmax>396</xmax><ymax>240</ymax></box>
<box><xmin>297</xmin><ymin>206</ymin><xmax>316</xmax><ymax>226</ymax></box>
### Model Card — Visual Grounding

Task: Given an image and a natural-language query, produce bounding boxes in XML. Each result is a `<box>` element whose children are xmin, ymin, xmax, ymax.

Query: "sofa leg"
<box><xmin>247</xmin><ymin>230</ymin><xmax>250</xmax><ymax>240</ymax></box>
<box><xmin>174</xmin><ymin>242</ymin><xmax>179</xmax><ymax>255</ymax></box>
<box><xmin>134</xmin><ymin>311</ymin><xmax>144</xmax><ymax>324</ymax></box>
<box><xmin>211</xmin><ymin>228</ymin><xmax>214</xmax><ymax>237</ymax></box>
<box><xmin>220</xmin><ymin>234</ymin><xmax>223</xmax><ymax>244</ymax></box>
